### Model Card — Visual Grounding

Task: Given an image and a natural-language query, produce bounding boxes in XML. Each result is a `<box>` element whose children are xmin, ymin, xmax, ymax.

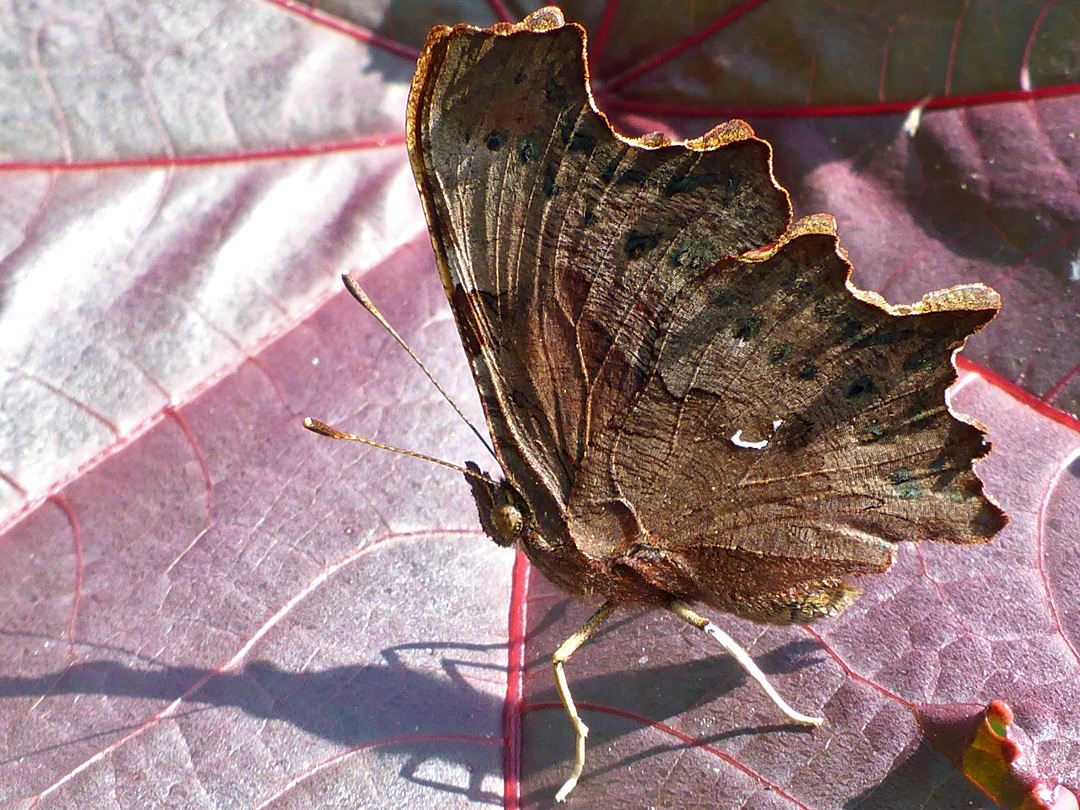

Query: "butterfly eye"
<box><xmin>489</xmin><ymin>502</ymin><xmax>524</xmax><ymax>546</ymax></box>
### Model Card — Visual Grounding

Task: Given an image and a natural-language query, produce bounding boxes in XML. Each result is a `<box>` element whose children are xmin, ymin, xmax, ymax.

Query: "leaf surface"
<box><xmin>1</xmin><ymin>2</ymin><xmax>1078</xmax><ymax>809</ymax></box>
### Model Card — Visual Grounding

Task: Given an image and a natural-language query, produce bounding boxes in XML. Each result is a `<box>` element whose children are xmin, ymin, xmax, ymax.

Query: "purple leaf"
<box><xmin>1</xmin><ymin>3</ymin><xmax>1078</xmax><ymax>809</ymax></box>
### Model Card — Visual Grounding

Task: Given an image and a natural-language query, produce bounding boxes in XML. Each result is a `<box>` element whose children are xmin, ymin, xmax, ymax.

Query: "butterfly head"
<box><xmin>464</xmin><ymin>461</ymin><xmax>532</xmax><ymax>548</ymax></box>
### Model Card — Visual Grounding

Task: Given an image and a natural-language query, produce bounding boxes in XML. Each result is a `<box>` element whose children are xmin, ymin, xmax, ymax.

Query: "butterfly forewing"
<box><xmin>408</xmin><ymin>18</ymin><xmax>791</xmax><ymax>550</ymax></box>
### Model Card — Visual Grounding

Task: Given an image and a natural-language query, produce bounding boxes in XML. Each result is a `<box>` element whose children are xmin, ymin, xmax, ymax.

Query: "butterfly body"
<box><xmin>399</xmin><ymin>7</ymin><xmax>1006</xmax><ymax>799</ymax></box>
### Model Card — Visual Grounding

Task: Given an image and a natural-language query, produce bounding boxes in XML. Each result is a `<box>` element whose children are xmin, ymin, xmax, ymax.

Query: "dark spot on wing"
<box><xmin>545</xmin><ymin>75</ymin><xmax>567</xmax><ymax>105</ymax></box>
<box><xmin>770</xmin><ymin>343</ymin><xmax>794</xmax><ymax>364</ymax></box>
<box><xmin>518</xmin><ymin>135</ymin><xmax>538</xmax><ymax>164</ymax></box>
<box><xmin>887</xmin><ymin>468</ymin><xmax>919</xmax><ymax>499</ymax></box>
<box><xmin>895</xmin><ymin>482</ymin><xmax>920</xmax><ymax>500</ymax></box>
<box><xmin>665</xmin><ymin>170</ymin><xmax>720</xmax><ymax>196</ymax></box>
<box><xmin>847</xmin><ymin>376</ymin><xmax>877</xmax><ymax>398</ymax></box>
<box><xmin>734</xmin><ymin>316</ymin><xmax>762</xmax><ymax>340</ymax></box>
<box><xmin>626</xmin><ymin>230</ymin><xmax>661</xmax><ymax>260</ymax></box>
<box><xmin>857</xmin><ymin>423</ymin><xmax>885</xmax><ymax>443</ymax></box>
<box><xmin>710</xmin><ymin>292</ymin><xmax>734</xmax><ymax>310</ymax></box>
<box><xmin>670</xmin><ymin>241</ymin><xmax>717</xmax><ymax>273</ymax></box>
<box><xmin>853</xmin><ymin>328</ymin><xmax>916</xmax><ymax>349</ymax></box>
<box><xmin>485</xmin><ymin>131</ymin><xmax>506</xmax><ymax>151</ymax></box>
<box><xmin>600</xmin><ymin>157</ymin><xmax>619</xmax><ymax>184</ymax></box>
<box><xmin>568</xmin><ymin>131</ymin><xmax>595</xmax><ymax>153</ymax></box>
<box><xmin>839</xmin><ymin>318</ymin><xmax>863</xmax><ymax>340</ymax></box>
<box><xmin>905</xmin><ymin>393</ymin><xmax>934</xmax><ymax>419</ymax></box>
<box><xmin>905</xmin><ymin>346</ymin><xmax>934</xmax><ymax>371</ymax></box>
<box><xmin>543</xmin><ymin>165</ymin><xmax>560</xmax><ymax>197</ymax></box>
<box><xmin>616</xmin><ymin>168</ymin><xmax>648</xmax><ymax>186</ymax></box>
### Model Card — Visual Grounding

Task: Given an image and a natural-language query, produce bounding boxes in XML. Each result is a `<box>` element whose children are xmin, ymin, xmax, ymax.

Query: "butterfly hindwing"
<box><xmin>585</xmin><ymin>226</ymin><xmax>1005</xmax><ymax>614</ymax></box>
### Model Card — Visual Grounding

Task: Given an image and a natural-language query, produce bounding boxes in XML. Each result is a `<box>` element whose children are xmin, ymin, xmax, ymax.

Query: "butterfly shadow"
<box><xmin>1</xmin><ymin>623</ymin><xmax>830</xmax><ymax>804</ymax></box>
<box><xmin>0</xmin><ymin>633</ymin><xmax>510</xmax><ymax>804</ymax></box>
<box><xmin>518</xmin><ymin>625</ymin><xmax>827</xmax><ymax>802</ymax></box>
<box><xmin>375</xmin><ymin>631</ymin><xmax>820</xmax><ymax>802</ymax></box>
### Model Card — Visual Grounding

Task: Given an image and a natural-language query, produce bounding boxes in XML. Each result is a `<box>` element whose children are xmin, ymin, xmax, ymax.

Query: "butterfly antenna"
<box><xmin>341</xmin><ymin>273</ymin><xmax>496</xmax><ymax>460</ymax></box>
<box><xmin>303</xmin><ymin>418</ymin><xmax>493</xmax><ymax>484</ymax></box>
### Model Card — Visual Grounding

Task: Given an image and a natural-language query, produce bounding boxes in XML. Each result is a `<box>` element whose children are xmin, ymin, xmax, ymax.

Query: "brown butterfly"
<box><xmin>309</xmin><ymin>6</ymin><xmax>1006</xmax><ymax>801</ymax></box>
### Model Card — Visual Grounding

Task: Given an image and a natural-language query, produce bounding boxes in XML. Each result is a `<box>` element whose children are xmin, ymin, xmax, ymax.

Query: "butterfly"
<box><xmin>310</xmin><ymin>6</ymin><xmax>1006</xmax><ymax>801</ymax></box>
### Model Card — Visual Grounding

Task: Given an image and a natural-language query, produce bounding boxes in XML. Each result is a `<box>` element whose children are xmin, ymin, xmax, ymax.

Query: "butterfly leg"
<box><xmin>552</xmin><ymin>600</ymin><xmax>617</xmax><ymax>802</ymax></box>
<box><xmin>669</xmin><ymin>600</ymin><xmax>823</xmax><ymax>727</ymax></box>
